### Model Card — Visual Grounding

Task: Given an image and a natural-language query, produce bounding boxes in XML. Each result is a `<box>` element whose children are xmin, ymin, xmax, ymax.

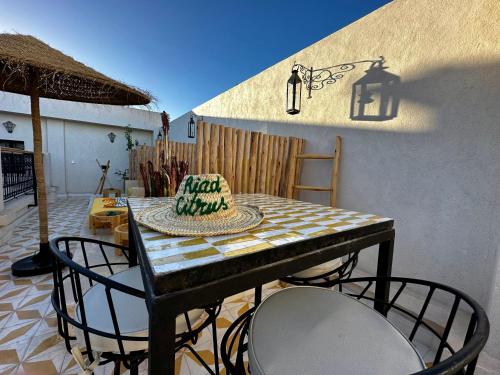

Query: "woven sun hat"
<box><xmin>135</xmin><ymin>174</ymin><xmax>264</xmax><ymax>236</ymax></box>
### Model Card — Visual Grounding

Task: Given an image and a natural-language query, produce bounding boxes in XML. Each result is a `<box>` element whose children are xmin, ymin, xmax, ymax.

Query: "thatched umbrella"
<box><xmin>0</xmin><ymin>34</ymin><xmax>151</xmax><ymax>276</ymax></box>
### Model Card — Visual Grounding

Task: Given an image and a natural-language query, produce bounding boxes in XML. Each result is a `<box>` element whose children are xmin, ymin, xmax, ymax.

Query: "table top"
<box><xmin>128</xmin><ymin>194</ymin><xmax>392</xmax><ymax>291</ymax></box>
<box><xmin>90</xmin><ymin>197</ymin><xmax>128</xmax><ymax>216</ymax></box>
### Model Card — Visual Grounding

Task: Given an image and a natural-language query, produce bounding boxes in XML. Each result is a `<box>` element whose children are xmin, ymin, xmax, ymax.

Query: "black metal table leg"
<box><xmin>254</xmin><ymin>285</ymin><xmax>262</xmax><ymax>306</ymax></box>
<box><xmin>374</xmin><ymin>233</ymin><xmax>394</xmax><ymax>315</ymax></box>
<box><xmin>128</xmin><ymin>208</ymin><xmax>138</xmax><ymax>267</ymax></box>
<box><xmin>149</xmin><ymin>298</ymin><xmax>176</xmax><ymax>374</ymax></box>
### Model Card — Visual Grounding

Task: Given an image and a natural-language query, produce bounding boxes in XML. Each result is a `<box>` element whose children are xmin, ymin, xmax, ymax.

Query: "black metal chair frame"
<box><xmin>280</xmin><ymin>251</ymin><xmax>359</xmax><ymax>289</ymax></box>
<box><xmin>50</xmin><ymin>236</ymin><xmax>222</xmax><ymax>375</ymax></box>
<box><xmin>221</xmin><ymin>277</ymin><xmax>489</xmax><ymax>375</ymax></box>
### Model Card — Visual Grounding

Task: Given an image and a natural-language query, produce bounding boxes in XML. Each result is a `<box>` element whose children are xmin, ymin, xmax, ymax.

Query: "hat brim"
<box><xmin>135</xmin><ymin>204</ymin><xmax>264</xmax><ymax>237</ymax></box>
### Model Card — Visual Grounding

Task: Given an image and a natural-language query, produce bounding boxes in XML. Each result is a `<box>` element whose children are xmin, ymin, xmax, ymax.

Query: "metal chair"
<box><xmin>50</xmin><ymin>237</ymin><xmax>222</xmax><ymax>374</ymax></box>
<box><xmin>280</xmin><ymin>251</ymin><xmax>359</xmax><ymax>289</ymax></box>
<box><xmin>221</xmin><ymin>277</ymin><xmax>489</xmax><ymax>374</ymax></box>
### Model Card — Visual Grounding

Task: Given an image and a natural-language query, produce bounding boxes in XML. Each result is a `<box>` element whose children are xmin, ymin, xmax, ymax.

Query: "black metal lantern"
<box><xmin>188</xmin><ymin>115</ymin><xmax>196</xmax><ymax>139</ymax></box>
<box><xmin>286</xmin><ymin>69</ymin><xmax>302</xmax><ymax>115</ymax></box>
<box><xmin>157</xmin><ymin>130</ymin><xmax>162</xmax><ymax>140</ymax></box>
<box><xmin>107</xmin><ymin>132</ymin><xmax>116</xmax><ymax>143</ymax></box>
<box><xmin>350</xmin><ymin>61</ymin><xmax>400</xmax><ymax>121</ymax></box>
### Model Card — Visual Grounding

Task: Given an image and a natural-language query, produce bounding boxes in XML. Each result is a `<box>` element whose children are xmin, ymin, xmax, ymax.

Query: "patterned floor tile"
<box><xmin>0</xmin><ymin>196</ymin><xmax>280</xmax><ymax>374</ymax></box>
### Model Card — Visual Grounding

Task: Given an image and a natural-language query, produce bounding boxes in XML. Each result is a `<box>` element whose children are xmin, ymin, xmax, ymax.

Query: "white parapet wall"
<box><xmin>0</xmin><ymin>92</ymin><xmax>162</xmax><ymax>195</ymax></box>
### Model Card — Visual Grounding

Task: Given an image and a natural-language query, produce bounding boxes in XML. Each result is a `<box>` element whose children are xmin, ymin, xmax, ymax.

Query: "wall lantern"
<box><xmin>188</xmin><ymin>115</ymin><xmax>196</xmax><ymax>139</ymax></box>
<box><xmin>157</xmin><ymin>130</ymin><xmax>162</xmax><ymax>140</ymax></box>
<box><xmin>2</xmin><ymin>121</ymin><xmax>16</xmax><ymax>133</ymax></box>
<box><xmin>286</xmin><ymin>69</ymin><xmax>302</xmax><ymax>115</ymax></box>
<box><xmin>107</xmin><ymin>132</ymin><xmax>116</xmax><ymax>143</ymax></box>
<box><xmin>350</xmin><ymin>59</ymin><xmax>400</xmax><ymax>121</ymax></box>
<box><xmin>286</xmin><ymin>57</ymin><xmax>398</xmax><ymax>119</ymax></box>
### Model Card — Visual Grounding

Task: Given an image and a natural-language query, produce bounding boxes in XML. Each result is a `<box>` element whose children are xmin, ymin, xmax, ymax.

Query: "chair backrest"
<box><xmin>221</xmin><ymin>276</ymin><xmax>489</xmax><ymax>375</ymax></box>
<box><xmin>336</xmin><ymin>277</ymin><xmax>490</xmax><ymax>374</ymax></box>
<box><xmin>49</xmin><ymin>237</ymin><xmax>147</xmax><ymax>364</ymax></box>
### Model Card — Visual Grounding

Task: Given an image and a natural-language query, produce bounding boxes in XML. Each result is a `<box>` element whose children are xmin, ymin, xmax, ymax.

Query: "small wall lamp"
<box><xmin>2</xmin><ymin>121</ymin><xmax>16</xmax><ymax>133</ymax></box>
<box><xmin>107</xmin><ymin>132</ymin><xmax>116</xmax><ymax>143</ymax></box>
<box><xmin>286</xmin><ymin>56</ymin><xmax>388</xmax><ymax>116</ymax></box>
<box><xmin>188</xmin><ymin>115</ymin><xmax>196</xmax><ymax>139</ymax></box>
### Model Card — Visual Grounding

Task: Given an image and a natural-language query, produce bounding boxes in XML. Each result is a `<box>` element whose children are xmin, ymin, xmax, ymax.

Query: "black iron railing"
<box><xmin>1</xmin><ymin>147</ymin><xmax>37</xmax><ymax>204</ymax></box>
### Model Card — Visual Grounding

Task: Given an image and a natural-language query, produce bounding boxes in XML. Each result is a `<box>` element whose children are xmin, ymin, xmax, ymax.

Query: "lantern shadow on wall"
<box><xmin>286</xmin><ymin>56</ymin><xmax>400</xmax><ymax>121</ymax></box>
<box><xmin>350</xmin><ymin>60</ymin><xmax>400</xmax><ymax>121</ymax></box>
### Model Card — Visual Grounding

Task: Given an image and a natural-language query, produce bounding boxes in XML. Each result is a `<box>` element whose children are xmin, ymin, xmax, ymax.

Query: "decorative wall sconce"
<box><xmin>2</xmin><ymin>121</ymin><xmax>16</xmax><ymax>133</ymax></box>
<box><xmin>135</xmin><ymin>139</ymin><xmax>140</xmax><ymax>146</ymax></box>
<box><xmin>350</xmin><ymin>60</ymin><xmax>400</xmax><ymax>121</ymax></box>
<box><xmin>286</xmin><ymin>56</ymin><xmax>394</xmax><ymax>116</ymax></box>
<box><xmin>188</xmin><ymin>115</ymin><xmax>196</xmax><ymax>139</ymax></box>
<box><xmin>157</xmin><ymin>130</ymin><xmax>162</xmax><ymax>140</ymax></box>
<box><xmin>286</xmin><ymin>70</ymin><xmax>302</xmax><ymax>115</ymax></box>
<box><xmin>107</xmin><ymin>132</ymin><xmax>116</xmax><ymax>143</ymax></box>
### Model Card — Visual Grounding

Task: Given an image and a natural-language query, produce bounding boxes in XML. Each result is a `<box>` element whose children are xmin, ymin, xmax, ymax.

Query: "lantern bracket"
<box><xmin>292</xmin><ymin>56</ymin><xmax>385</xmax><ymax>99</ymax></box>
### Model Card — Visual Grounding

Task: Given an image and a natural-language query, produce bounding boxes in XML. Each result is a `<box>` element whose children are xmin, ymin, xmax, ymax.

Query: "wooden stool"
<box><xmin>89</xmin><ymin>210</ymin><xmax>127</xmax><ymax>234</ymax></box>
<box><xmin>113</xmin><ymin>223</ymin><xmax>128</xmax><ymax>256</ymax></box>
<box><xmin>103</xmin><ymin>188</ymin><xmax>121</xmax><ymax>197</ymax></box>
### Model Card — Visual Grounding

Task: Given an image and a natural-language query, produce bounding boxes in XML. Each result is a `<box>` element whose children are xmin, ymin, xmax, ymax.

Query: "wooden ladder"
<box><xmin>293</xmin><ymin>136</ymin><xmax>342</xmax><ymax>207</ymax></box>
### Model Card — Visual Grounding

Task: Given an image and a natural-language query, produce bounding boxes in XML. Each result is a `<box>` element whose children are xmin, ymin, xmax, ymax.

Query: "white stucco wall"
<box><xmin>171</xmin><ymin>0</ymin><xmax>500</xmax><ymax>316</ymax></box>
<box><xmin>0</xmin><ymin>92</ymin><xmax>160</xmax><ymax>194</ymax></box>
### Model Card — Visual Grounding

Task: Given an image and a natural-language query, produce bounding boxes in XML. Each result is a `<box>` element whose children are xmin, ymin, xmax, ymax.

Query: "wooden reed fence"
<box><xmin>195</xmin><ymin>121</ymin><xmax>305</xmax><ymax>198</ymax></box>
<box><xmin>129</xmin><ymin>121</ymin><xmax>305</xmax><ymax>198</ymax></box>
<box><xmin>128</xmin><ymin>141</ymin><xmax>196</xmax><ymax>180</ymax></box>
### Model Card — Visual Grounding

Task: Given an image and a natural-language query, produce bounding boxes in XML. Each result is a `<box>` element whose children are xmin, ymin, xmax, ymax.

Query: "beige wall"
<box><xmin>172</xmin><ymin>0</ymin><xmax>500</xmax><ymax>357</ymax></box>
<box><xmin>194</xmin><ymin>0</ymin><xmax>498</xmax><ymax>132</ymax></box>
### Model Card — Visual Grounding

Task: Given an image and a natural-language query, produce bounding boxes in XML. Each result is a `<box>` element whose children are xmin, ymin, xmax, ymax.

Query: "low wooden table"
<box><xmin>89</xmin><ymin>198</ymin><xmax>128</xmax><ymax>234</ymax></box>
<box><xmin>127</xmin><ymin>194</ymin><xmax>395</xmax><ymax>374</ymax></box>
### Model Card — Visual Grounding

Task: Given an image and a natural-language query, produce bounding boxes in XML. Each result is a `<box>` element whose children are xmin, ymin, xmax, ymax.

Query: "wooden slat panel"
<box><xmin>273</xmin><ymin>136</ymin><xmax>284</xmax><ymax>196</ymax></box>
<box><xmin>202</xmin><ymin>122</ymin><xmax>211</xmax><ymax>174</ymax></box>
<box><xmin>210</xmin><ymin>125</ymin><xmax>219</xmax><ymax>173</ymax></box>
<box><xmin>235</xmin><ymin>129</ymin><xmax>245</xmax><ymax>193</ymax></box>
<box><xmin>242</xmin><ymin>130</ymin><xmax>251</xmax><ymax>193</ymax></box>
<box><xmin>285</xmin><ymin>138</ymin><xmax>299</xmax><ymax>198</ymax></box>
<box><xmin>296</xmin><ymin>154</ymin><xmax>334</xmax><ymax>159</ymax></box>
<box><xmin>257</xmin><ymin>133</ymin><xmax>267</xmax><ymax>193</ymax></box>
<box><xmin>331</xmin><ymin>136</ymin><xmax>342</xmax><ymax>207</ymax></box>
<box><xmin>231</xmin><ymin>127</ymin><xmax>237</xmax><ymax>188</ymax></box>
<box><xmin>224</xmin><ymin>127</ymin><xmax>234</xmax><ymax>188</ymax></box>
<box><xmin>218</xmin><ymin>124</ymin><xmax>225</xmax><ymax>174</ymax></box>
<box><xmin>191</xmin><ymin>144</ymin><xmax>196</xmax><ymax>172</ymax></box>
<box><xmin>248</xmin><ymin>131</ymin><xmax>258</xmax><ymax>194</ymax></box>
<box><xmin>294</xmin><ymin>139</ymin><xmax>305</xmax><ymax>199</ymax></box>
<box><xmin>278</xmin><ymin>137</ymin><xmax>288</xmax><ymax>197</ymax></box>
<box><xmin>196</xmin><ymin>121</ymin><xmax>203</xmax><ymax>174</ymax></box>
<box><xmin>294</xmin><ymin>185</ymin><xmax>332</xmax><ymax>192</ymax></box>
<box><xmin>265</xmin><ymin>135</ymin><xmax>274</xmax><ymax>195</ymax></box>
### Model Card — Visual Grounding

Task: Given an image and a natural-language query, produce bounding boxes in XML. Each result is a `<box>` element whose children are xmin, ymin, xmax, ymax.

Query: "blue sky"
<box><xmin>0</xmin><ymin>0</ymin><xmax>389</xmax><ymax>118</ymax></box>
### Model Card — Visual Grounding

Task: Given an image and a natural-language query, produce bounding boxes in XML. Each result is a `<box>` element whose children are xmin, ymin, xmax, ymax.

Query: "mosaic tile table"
<box><xmin>128</xmin><ymin>194</ymin><xmax>395</xmax><ymax>375</ymax></box>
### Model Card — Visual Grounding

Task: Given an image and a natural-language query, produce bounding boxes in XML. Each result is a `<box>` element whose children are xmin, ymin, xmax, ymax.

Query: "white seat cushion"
<box><xmin>248</xmin><ymin>287</ymin><xmax>425</xmax><ymax>375</ymax></box>
<box><xmin>75</xmin><ymin>266</ymin><xmax>204</xmax><ymax>353</ymax></box>
<box><xmin>292</xmin><ymin>258</ymin><xmax>342</xmax><ymax>279</ymax></box>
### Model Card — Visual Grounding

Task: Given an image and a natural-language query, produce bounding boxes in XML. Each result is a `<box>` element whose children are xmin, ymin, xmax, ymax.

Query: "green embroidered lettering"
<box><xmin>199</xmin><ymin>180</ymin><xmax>210</xmax><ymax>193</ymax></box>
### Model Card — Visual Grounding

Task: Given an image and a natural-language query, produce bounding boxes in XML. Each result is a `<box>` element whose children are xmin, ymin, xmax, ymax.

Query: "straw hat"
<box><xmin>136</xmin><ymin>174</ymin><xmax>264</xmax><ymax>236</ymax></box>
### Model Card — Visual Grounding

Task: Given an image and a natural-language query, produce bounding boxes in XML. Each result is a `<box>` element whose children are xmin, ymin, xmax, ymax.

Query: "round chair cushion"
<box><xmin>248</xmin><ymin>287</ymin><xmax>425</xmax><ymax>375</ymax></box>
<box><xmin>292</xmin><ymin>258</ymin><xmax>342</xmax><ymax>279</ymax></box>
<box><xmin>75</xmin><ymin>266</ymin><xmax>204</xmax><ymax>353</ymax></box>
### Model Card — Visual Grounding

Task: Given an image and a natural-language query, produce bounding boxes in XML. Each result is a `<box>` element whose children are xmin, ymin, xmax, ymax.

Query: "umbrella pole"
<box><xmin>12</xmin><ymin>70</ymin><xmax>53</xmax><ymax>276</ymax></box>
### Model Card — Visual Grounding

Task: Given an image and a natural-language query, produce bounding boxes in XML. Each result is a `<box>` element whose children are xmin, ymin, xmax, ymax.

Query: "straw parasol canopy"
<box><xmin>0</xmin><ymin>34</ymin><xmax>151</xmax><ymax>276</ymax></box>
<box><xmin>0</xmin><ymin>34</ymin><xmax>150</xmax><ymax>104</ymax></box>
